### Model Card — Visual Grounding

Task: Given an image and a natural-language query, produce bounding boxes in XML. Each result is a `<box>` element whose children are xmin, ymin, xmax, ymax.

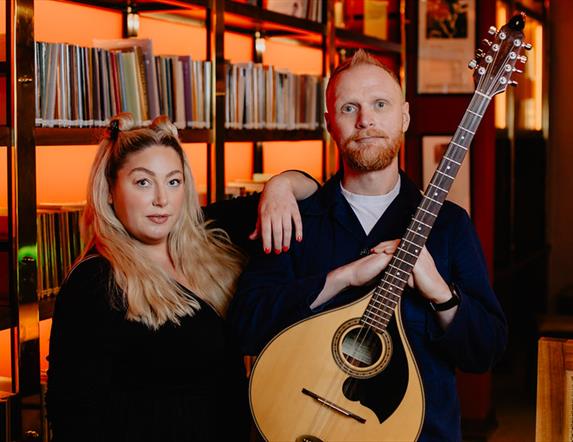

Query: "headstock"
<box><xmin>468</xmin><ymin>13</ymin><xmax>531</xmax><ymax>98</ymax></box>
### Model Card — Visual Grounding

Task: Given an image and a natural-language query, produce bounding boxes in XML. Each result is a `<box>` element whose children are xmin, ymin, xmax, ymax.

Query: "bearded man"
<box><xmin>229</xmin><ymin>49</ymin><xmax>507</xmax><ymax>442</ymax></box>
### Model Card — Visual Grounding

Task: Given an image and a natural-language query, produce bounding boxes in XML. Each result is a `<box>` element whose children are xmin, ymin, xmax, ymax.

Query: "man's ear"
<box><xmin>402</xmin><ymin>102</ymin><xmax>411</xmax><ymax>133</ymax></box>
<box><xmin>324</xmin><ymin>112</ymin><xmax>331</xmax><ymax>133</ymax></box>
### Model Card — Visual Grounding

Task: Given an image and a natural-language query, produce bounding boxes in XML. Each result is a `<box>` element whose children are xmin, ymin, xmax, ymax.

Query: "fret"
<box><xmin>402</xmin><ymin>238</ymin><xmax>423</xmax><ymax>249</ymax></box>
<box><xmin>383</xmin><ymin>279</ymin><xmax>404</xmax><ymax>292</ymax></box>
<box><xmin>407</xmin><ymin>228</ymin><xmax>427</xmax><ymax>239</ymax></box>
<box><xmin>418</xmin><ymin>207</ymin><xmax>438</xmax><ymax>217</ymax></box>
<box><xmin>412</xmin><ymin>218</ymin><xmax>432</xmax><ymax>228</ymax></box>
<box><xmin>451</xmin><ymin>141</ymin><xmax>468</xmax><ymax>150</ymax></box>
<box><xmin>377</xmin><ymin>290</ymin><xmax>399</xmax><ymax>304</ymax></box>
<box><xmin>363</xmin><ymin>310</ymin><xmax>389</xmax><ymax>324</ymax></box>
<box><xmin>475</xmin><ymin>91</ymin><xmax>491</xmax><ymax>99</ymax></box>
<box><xmin>369</xmin><ymin>299</ymin><xmax>395</xmax><ymax>314</ymax></box>
<box><xmin>429</xmin><ymin>182</ymin><xmax>448</xmax><ymax>193</ymax></box>
<box><xmin>444</xmin><ymin>156</ymin><xmax>461</xmax><ymax>166</ymax></box>
<box><xmin>425</xmin><ymin>194</ymin><xmax>442</xmax><ymax>205</ymax></box>
<box><xmin>458</xmin><ymin>125</ymin><xmax>475</xmax><ymax>135</ymax></box>
<box><xmin>436</xmin><ymin>169</ymin><xmax>455</xmax><ymax>180</ymax></box>
<box><xmin>367</xmin><ymin>307</ymin><xmax>393</xmax><ymax>320</ymax></box>
<box><xmin>361</xmin><ymin>317</ymin><xmax>386</xmax><ymax>330</ymax></box>
<box><xmin>388</xmin><ymin>263</ymin><xmax>410</xmax><ymax>275</ymax></box>
<box><xmin>398</xmin><ymin>247</ymin><xmax>419</xmax><ymax>260</ymax></box>
<box><xmin>392</xmin><ymin>255</ymin><xmax>415</xmax><ymax>267</ymax></box>
<box><xmin>387</xmin><ymin>272</ymin><xmax>408</xmax><ymax>284</ymax></box>
<box><xmin>467</xmin><ymin>109</ymin><xmax>482</xmax><ymax>118</ymax></box>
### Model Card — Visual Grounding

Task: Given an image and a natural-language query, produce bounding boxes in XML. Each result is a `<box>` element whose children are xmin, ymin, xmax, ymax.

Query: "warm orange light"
<box><xmin>140</xmin><ymin>15</ymin><xmax>207</xmax><ymax>59</ymax></box>
<box><xmin>263</xmin><ymin>141</ymin><xmax>322</xmax><ymax>180</ymax></box>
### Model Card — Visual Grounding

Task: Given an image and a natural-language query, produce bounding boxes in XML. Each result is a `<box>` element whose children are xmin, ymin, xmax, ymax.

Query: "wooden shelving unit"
<box><xmin>1</xmin><ymin>0</ymin><xmax>405</xmax><ymax>439</ymax></box>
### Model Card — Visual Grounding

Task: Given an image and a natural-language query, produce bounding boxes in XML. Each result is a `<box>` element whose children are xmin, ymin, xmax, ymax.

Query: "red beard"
<box><xmin>340</xmin><ymin>130</ymin><xmax>402</xmax><ymax>172</ymax></box>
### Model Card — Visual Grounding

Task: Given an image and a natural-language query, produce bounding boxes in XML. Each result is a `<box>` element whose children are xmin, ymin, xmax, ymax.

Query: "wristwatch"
<box><xmin>430</xmin><ymin>284</ymin><xmax>460</xmax><ymax>312</ymax></box>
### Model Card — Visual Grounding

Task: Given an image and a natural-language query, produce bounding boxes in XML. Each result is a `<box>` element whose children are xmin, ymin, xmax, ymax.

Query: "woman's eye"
<box><xmin>168</xmin><ymin>178</ymin><xmax>182</xmax><ymax>187</ymax></box>
<box><xmin>136</xmin><ymin>178</ymin><xmax>151</xmax><ymax>187</ymax></box>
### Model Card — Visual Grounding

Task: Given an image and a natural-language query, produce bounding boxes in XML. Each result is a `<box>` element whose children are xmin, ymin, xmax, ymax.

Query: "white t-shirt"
<box><xmin>340</xmin><ymin>176</ymin><xmax>401</xmax><ymax>235</ymax></box>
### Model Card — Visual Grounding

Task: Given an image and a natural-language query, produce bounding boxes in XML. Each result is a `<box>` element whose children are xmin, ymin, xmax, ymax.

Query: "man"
<box><xmin>229</xmin><ymin>49</ymin><xmax>507</xmax><ymax>441</ymax></box>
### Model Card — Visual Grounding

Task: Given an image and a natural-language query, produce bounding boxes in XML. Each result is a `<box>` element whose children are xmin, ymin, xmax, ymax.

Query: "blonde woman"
<box><xmin>46</xmin><ymin>113</ymin><xmax>318</xmax><ymax>441</ymax></box>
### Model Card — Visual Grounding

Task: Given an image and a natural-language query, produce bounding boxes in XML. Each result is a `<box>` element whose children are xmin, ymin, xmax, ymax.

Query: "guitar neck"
<box><xmin>362</xmin><ymin>93</ymin><xmax>491</xmax><ymax>333</ymax></box>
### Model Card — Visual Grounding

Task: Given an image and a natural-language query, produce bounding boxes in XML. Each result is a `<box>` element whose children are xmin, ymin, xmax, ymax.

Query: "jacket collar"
<box><xmin>301</xmin><ymin>170</ymin><xmax>423</xmax><ymax>241</ymax></box>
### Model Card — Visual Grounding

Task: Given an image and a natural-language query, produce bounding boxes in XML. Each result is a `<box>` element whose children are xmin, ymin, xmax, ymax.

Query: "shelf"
<box><xmin>335</xmin><ymin>28</ymin><xmax>402</xmax><ymax>53</ymax></box>
<box><xmin>34</xmin><ymin>127</ymin><xmax>211</xmax><ymax>146</ymax></box>
<box><xmin>225</xmin><ymin>128</ymin><xmax>323</xmax><ymax>142</ymax></box>
<box><xmin>224</xmin><ymin>1</ymin><xmax>323</xmax><ymax>44</ymax></box>
<box><xmin>70</xmin><ymin>0</ymin><xmax>209</xmax><ymax>12</ymax></box>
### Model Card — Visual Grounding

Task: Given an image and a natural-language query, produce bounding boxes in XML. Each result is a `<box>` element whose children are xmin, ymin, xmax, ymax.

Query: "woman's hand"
<box><xmin>250</xmin><ymin>171</ymin><xmax>318</xmax><ymax>254</ymax></box>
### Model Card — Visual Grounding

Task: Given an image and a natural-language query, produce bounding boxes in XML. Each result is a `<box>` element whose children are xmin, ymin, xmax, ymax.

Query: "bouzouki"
<box><xmin>249</xmin><ymin>14</ymin><xmax>530</xmax><ymax>442</ymax></box>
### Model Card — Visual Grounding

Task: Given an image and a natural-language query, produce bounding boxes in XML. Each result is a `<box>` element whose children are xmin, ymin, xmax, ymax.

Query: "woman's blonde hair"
<box><xmin>81</xmin><ymin>113</ymin><xmax>245</xmax><ymax>329</ymax></box>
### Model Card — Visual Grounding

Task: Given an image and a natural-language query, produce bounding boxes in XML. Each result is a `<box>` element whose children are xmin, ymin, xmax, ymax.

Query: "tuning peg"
<box><xmin>475</xmin><ymin>48</ymin><xmax>485</xmax><ymax>58</ymax></box>
<box><xmin>488</xmin><ymin>26</ymin><xmax>497</xmax><ymax>35</ymax></box>
<box><xmin>508</xmin><ymin>80</ymin><xmax>518</xmax><ymax>87</ymax></box>
<box><xmin>482</xmin><ymin>38</ymin><xmax>492</xmax><ymax>46</ymax></box>
<box><xmin>518</xmin><ymin>55</ymin><xmax>528</xmax><ymax>63</ymax></box>
<box><xmin>522</xmin><ymin>42</ymin><xmax>533</xmax><ymax>50</ymax></box>
<box><xmin>512</xmin><ymin>68</ymin><xmax>523</xmax><ymax>74</ymax></box>
<box><xmin>468</xmin><ymin>59</ymin><xmax>478</xmax><ymax>69</ymax></box>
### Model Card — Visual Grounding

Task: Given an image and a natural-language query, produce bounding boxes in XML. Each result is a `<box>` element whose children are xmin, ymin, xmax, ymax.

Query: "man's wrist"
<box><xmin>429</xmin><ymin>284</ymin><xmax>460</xmax><ymax>312</ymax></box>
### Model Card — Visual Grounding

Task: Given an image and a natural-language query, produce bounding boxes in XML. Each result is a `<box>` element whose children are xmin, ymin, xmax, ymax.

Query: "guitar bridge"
<box><xmin>301</xmin><ymin>388</ymin><xmax>366</xmax><ymax>424</ymax></box>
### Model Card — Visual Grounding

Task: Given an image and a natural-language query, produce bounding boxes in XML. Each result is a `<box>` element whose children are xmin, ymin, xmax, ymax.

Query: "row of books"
<box><xmin>225</xmin><ymin>62</ymin><xmax>324</xmax><ymax>130</ymax></box>
<box><xmin>37</xmin><ymin>205</ymin><xmax>84</xmax><ymax>299</ymax></box>
<box><xmin>266</xmin><ymin>0</ymin><xmax>323</xmax><ymax>23</ymax></box>
<box><xmin>34</xmin><ymin>39</ymin><xmax>212</xmax><ymax>129</ymax></box>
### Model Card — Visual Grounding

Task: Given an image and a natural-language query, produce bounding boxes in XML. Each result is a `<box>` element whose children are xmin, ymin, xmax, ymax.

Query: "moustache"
<box><xmin>350</xmin><ymin>130</ymin><xmax>388</xmax><ymax>141</ymax></box>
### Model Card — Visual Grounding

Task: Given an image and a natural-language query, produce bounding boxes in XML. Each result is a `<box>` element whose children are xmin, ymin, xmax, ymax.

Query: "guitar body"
<box><xmin>250</xmin><ymin>290</ymin><xmax>424</xmax><ymax>442</ymax></box>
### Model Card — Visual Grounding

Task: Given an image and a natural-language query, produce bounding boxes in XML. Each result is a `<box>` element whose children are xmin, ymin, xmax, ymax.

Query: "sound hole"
<box><xmin>341</xmin><ymin>326</ymin><xmax>382</xmax><ymax>368</ymax></box>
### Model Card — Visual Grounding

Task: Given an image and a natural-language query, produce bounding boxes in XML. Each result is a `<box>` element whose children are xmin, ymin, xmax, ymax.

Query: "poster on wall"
<box><xmin>422</xmin><ymin>135</ymin><xmax>471</xmax><ymax>214</ymax></box>
<box><xmin>417</xmin><ymin>0</ymin><xmax>476</xmax><ymax>94</ymax></box>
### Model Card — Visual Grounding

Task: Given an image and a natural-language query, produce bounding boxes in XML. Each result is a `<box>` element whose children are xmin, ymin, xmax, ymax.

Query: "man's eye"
<box><xmin>375</xmin><ymin>101</ymin><xmax>386</xmax><ymax>109</ymax></box>
<box><xmin>342</xmin><ymin>104</ymin><xmax>356</xmax><ymax>113</ymax></box>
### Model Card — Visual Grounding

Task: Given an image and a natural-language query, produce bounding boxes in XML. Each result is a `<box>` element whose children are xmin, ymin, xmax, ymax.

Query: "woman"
<box><xmin>46</xmin><ymin>113</ymin><xmax>316</xmax><ymax>441</ymax></box>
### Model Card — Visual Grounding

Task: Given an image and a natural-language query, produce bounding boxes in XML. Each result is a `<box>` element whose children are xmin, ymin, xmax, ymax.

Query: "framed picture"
<box><xmin>417</xmin><ymin>0</ymin><xmax>476</xmax><ymax>94</ymax></box>
<box><xmin>422</xmin><ymin>135</ymin><xmax>471</xmax><ymax>214</ymax></box>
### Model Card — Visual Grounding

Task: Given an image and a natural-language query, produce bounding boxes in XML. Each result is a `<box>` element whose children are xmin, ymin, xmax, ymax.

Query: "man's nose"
<box><xmin>356</xmin><ymin>108</ymin><xmax>375</xmax><ymax>128</ymax></box>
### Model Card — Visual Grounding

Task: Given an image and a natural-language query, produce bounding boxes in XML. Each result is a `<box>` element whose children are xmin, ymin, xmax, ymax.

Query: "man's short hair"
<box><xmin>325</xmin><ymin>49</ymin><xmax>402</xmax><ymax>112</ymax></box>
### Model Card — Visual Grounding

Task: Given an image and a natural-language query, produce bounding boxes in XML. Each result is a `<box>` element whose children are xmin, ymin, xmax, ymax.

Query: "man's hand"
<box><xmin>250</xmin><ymin>171</ymin><xmax>317</xmax><ymax>254</ymax></box>
<box><xmin>311</xmin><ymin>240</ymin><xmax>399</xmax><ymax>309</ymax></box>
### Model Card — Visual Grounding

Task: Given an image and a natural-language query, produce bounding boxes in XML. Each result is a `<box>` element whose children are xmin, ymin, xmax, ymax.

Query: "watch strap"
<box><xmin>430</xmin><ymin>284</ymin><xmax>460</xmax><ymax>312</ymax></box>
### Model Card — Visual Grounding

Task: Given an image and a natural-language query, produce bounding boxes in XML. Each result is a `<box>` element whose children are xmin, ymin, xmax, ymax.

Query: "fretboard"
<box><xmin>361</xmin><ymin>92</ymin><xmax>492</xmax><ymax>333</ymax></box>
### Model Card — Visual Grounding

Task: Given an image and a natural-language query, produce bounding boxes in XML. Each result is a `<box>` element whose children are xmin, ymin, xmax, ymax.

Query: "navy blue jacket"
<box><xmin>229</xmin><ymin>171</ymin><xmax>507</xmax><ymax>442</ymax></box>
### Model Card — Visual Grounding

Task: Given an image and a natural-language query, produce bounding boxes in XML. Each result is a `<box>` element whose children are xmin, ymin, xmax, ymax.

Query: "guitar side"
<box><xmin>249</xmin><ymin>291</ymin><xmax>425</xmax><ymax>442</ymax></box>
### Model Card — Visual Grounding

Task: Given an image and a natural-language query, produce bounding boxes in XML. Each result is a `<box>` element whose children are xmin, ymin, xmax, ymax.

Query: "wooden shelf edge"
<box><xmin>225</xmin><ymin>1</ymin><xmax>324</xmax><ymax>35</ymax></box>
<box><xmin>68</xmin><ymin>0</ymin><xmax>208</xmax><ymax>12</ymax></box>
<box><xmin>335</xmin><ymin>28</ymin><xmax>402</xmax><ymax>53</ymax></box>
<box><xmin>225</xmin><ymin>128</ymin><xmax>324</xmax><ymax>142</ymax></box>
<box><xmin>34</xmin><ymin>127</ymin><xmax>211</xmax><ymax>145</ymax></box>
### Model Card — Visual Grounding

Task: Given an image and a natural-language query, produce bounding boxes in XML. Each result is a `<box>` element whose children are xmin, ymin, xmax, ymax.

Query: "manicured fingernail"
<box><xmin>282</xmin><ymin>246</ymin><xmax>289</xmax><ymax>252</ymax></box>
<box><xmin>264</xmin><ymin>247</ymin><xmax>271</xmax><ymax>254</ymax></box>
<box><xmin>274</xmin><ymin>249</ymin><xmax>281</xmax><ymax>254</ymax></box>
<box><xmin>296</xmin><ymin>235</ymin><xmax>303</xmax><ymax>242</ymax></box>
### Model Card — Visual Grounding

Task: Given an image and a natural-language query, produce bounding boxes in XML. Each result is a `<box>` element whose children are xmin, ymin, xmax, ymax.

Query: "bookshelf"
<box><xmin>1</xmin><ymin>0</ymin><xmax>405</xmax><ymax>439</ymax></box>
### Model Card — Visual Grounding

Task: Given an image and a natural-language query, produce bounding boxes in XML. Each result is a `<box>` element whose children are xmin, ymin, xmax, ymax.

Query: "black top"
<box><xmin>47</xmin><ymin>255</ymin><xmax>248</xmax><ymax>442</ymax></box>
